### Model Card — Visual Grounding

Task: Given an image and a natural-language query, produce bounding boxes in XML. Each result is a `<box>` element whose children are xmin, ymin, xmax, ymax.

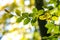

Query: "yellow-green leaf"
<box><xmin>15</xmin><ymin>9</ymin><xmax>21</xmax><ymax>16</ymax></box>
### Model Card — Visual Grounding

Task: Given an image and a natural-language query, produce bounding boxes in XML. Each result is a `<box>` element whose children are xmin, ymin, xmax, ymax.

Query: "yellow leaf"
<box><xmin>52</xmin><ymin>16</ymin><xmax>58</xmax><ymax>21</ymax></box>
<box><xmin>39</xmin><ymin>15</ymin><xmax>46</xmax><ymax>20</ymax></box>
<box><xmin>44</xmin><ymin>13</ymin><xmax>51</xmax><ymax>19</ymax></box>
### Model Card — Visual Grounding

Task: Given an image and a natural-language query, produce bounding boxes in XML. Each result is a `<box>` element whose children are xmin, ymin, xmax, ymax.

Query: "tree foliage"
<box><xmin>0</xmin><ymin>0</ymin><xmax>60</xmax><ymax>40</ymax></box>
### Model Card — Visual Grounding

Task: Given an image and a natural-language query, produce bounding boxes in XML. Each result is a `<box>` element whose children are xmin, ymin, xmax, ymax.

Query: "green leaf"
<box><xmin>45</xmin><ymin>23</ymin><xmax>55</xmax><ymax>33</ymax></box>
<box><xmin>31</xmin><ymin>18</ymin><xmax>36</xmax><ymax>23</ymax></box>
<box><xmin>47</xmin><ymin>27</ymin><xmax>53</xmax><ymax>34</ymax></box>
<box><xmin>31</xmin><ymin>18</ymin><xmax>36</xmax><ymax>26</ymax></box>
<box><xmin>47</xmin><ymin>6</ymin><xmax>53</xmax><ymax>10</ymax></box>
<box><xmin>54</xmin><ymin>26</ymin><xmax>59</xmax><ymax>34</ymax></box>
<box><xmin>50</xmin><ymin>9</ymin><xmax>55</xmax><ymax>14</ymax></box>
<box><xmin>32</xmin><ymin>8</ymin><xmax>38</xmax><ymax>13</ymax></box>
<box><xmin>23</xmin><ymin>18</ymin><xmax>30</xmax><ymax>25</ymax></box>
<box><xmin>29</xmin><ymin>13</ymin><xmax>33</xmax><ymax>17</ymax></box>
<box><xmin>58</xmin><ymin>5</ymin><xmax>60</xmax><ymax>9</ymax></box>
<box><xmin>16</xmin><ymin>16</ymin><xmax>23</xmax><ymax>23</ymax></box>
<box><xmin>45</xmin><ymin>23</ymin><xmax>54</xmax><ymax>28</ymax></box>
<box><xmin>15</xmin><ymin>9</ymin><xmax>21</xmax><ymax>16</ymax></box>
<box><xmin>22</xmin><ymin>13</ymin><xmax>29</xmax><ymax>18</ymax></box>
<box><xmin>38</xmin><ymin>10</ymin><xmax>44</xmax><ymax>15</ymax></box>
<box><xmin>52</xmin><ymin>38</ymin><xmax>58</xmax><ymax>40</ymax></box>
<box><xmin>49</xmin><ymin>0</ymin><xmax>57</xmax><ymax>4</ymax></box>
